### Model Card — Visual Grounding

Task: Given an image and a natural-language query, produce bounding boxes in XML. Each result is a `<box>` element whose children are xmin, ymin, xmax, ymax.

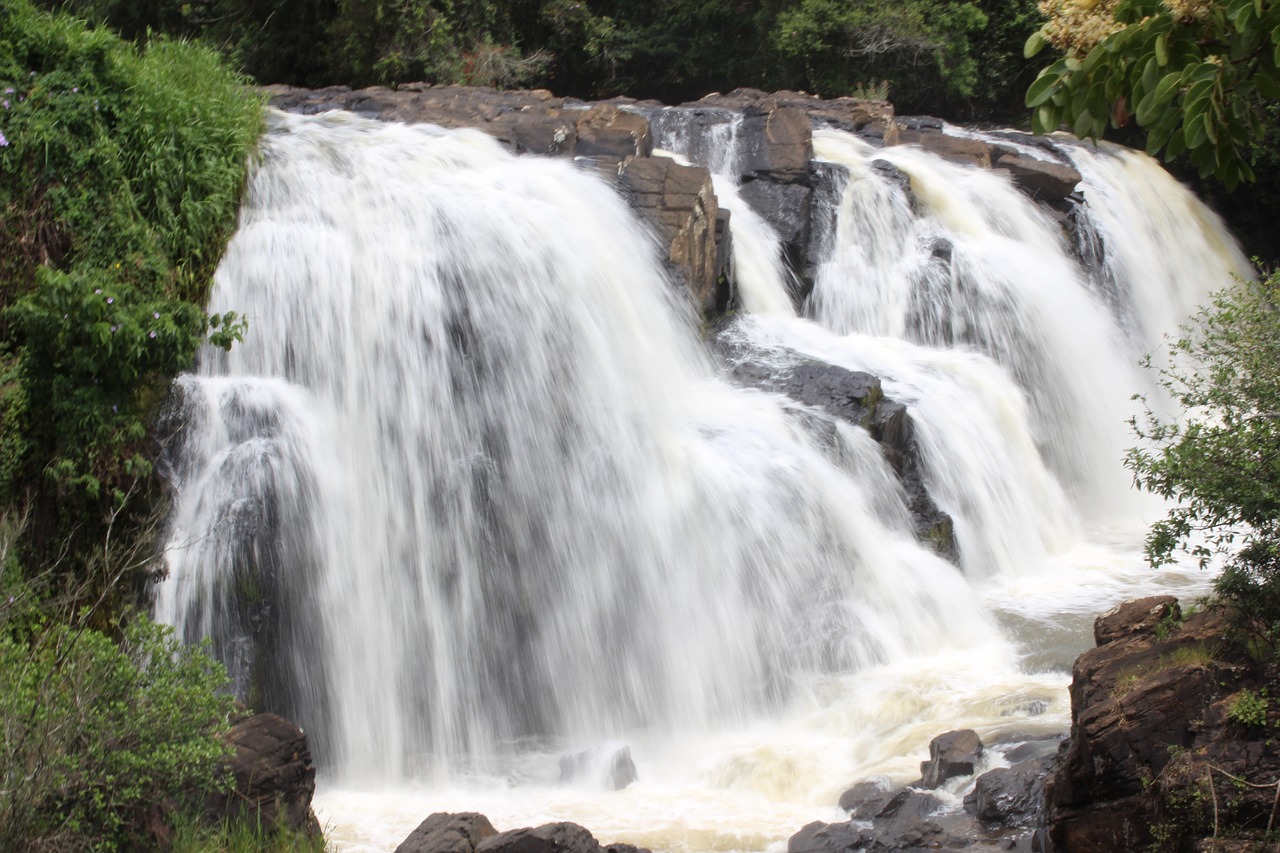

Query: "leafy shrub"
<box><xmin>0</xmin><ymin>611</ymin><xmax>236</xmax><ymax>851</ymax></box>
<box><xmin>1227</xmin><ymin>687</ymin><xmax>1269</xmax><ymax>729</ymax></box>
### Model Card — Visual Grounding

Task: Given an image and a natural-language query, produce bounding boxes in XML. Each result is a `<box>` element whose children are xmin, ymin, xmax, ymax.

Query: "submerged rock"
<box><xmin>558</xmin><ymin>744</ymin><xmax>638</xmax><ymax>790</ymax></box>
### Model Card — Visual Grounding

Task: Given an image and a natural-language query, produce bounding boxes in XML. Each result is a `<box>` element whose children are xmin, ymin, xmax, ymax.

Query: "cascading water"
<box><xmin>156</xmin><ymin>109</ymin><xmax>1248</xmax><ymax>851</ymax></box>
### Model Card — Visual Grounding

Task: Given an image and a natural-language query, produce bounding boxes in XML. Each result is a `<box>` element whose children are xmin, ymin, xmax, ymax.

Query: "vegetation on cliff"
<box><xmin>0</xmin><ymin>1</ymin><xmax>275</xmax><ymax>848</ymax></box>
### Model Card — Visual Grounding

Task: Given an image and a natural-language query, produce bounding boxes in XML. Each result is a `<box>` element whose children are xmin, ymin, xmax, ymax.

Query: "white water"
<box><xmin>157</xmin><ymin>110</ymin><xmax>1245</xmax><ymax>851</ymax></box>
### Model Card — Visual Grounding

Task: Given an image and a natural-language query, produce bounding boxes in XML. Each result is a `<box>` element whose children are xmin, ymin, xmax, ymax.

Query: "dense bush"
<box><xmin>0</xmin><ymin>0</ymin><xmax>261</xmax><ymax>598</ymax></box>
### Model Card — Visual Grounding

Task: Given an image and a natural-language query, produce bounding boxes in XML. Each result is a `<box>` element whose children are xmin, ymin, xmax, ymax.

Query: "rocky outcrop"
<box><xmin>1046</xmin><ymin>598</ymin><xmax>1280</xmax><ymax>851</ymax></box>
<box><xmin>398</xmin><ymin>816</ymin><xmax>651</xmax><ymax>853</ymax></box>
<box><xmin>616</xmin><ymin>157</ymin><xmax>724</xmax><ymax>314</ymax></box>
<box><xmin>203</xmin><ymin>712</ymin><xmax>321</xmax><ymax>837</ymax></box>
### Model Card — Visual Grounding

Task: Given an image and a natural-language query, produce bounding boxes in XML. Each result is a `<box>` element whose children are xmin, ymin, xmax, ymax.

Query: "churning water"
<box><xmin>156</xmin><ymin>110</ymin><xmax>1247</xmax><ymax>851</ymax></box>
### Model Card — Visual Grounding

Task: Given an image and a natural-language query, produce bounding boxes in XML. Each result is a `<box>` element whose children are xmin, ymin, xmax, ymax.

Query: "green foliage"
<box><xmin>774</xmin><ymin>0</ymin><xmax>989</xmax><ymax>104</ymax></box>
<box><xmin>0</xmin><ymin>608</ymin><xmax>236</xmax><ymax>851</ymax></box>
<box><xmin>0</xmin><ymin>0</ymin><xmax>261</xmax><ymax>588</ymax></box>
<box><xmin>1227</xmin><ymin>687</ymin><xmax>1269</xmax><ymax>728</ymax></box>
<box><xmin>1127</xmin><ymin>271</ymin><xmax>1280</xmax><ymax>645</ymax></box>
<box><xmin>1026</xmin><ymin>0</ymin><xmax>1280</xmax><ymax>188</ymax></box>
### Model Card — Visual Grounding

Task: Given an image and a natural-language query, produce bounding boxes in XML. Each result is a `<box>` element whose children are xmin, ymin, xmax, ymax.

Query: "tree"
<box><xmin>1127</xmin><ymin>271</ymin><xmax>1280</xmax><ymax>644</ymax></box>
<box><xmin>1025</xmin><ymin>0</ymin><xmax>1280</xmax><ymax>188</ymax></box>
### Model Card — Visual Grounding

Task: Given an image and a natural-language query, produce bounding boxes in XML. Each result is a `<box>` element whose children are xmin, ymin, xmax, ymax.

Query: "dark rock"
<box><xmin>992</xmin><ymin>152</ymin><xmax>1082</xmax><ymax>202</ymax></box>
<box><xmin>788</xmin><ymin>819</ymin><xmax>865</xmax><ymax>853</ymax></box>
<box><xmin>476</xmin><ymin>822</ymin><xmax>602</xmax><ymax>853</ymax></box>
<box><xmin>204</xmin><ymin>712</ymin><xmax>320</xmax><ymax>837</ymax></box>
<box><xmin>1093</xmin><ymin>595</ymin><xmax>1180</xmax><ymax>646</ymax></box>
<box><xmin>558</xmin><ymin>744</ymin><xmax>638</xmax><ymax>790</ymax></box>
<box><xmin>920</xmin><ymin>729</ymin><xmax>984</xmax><ymax>788</ymax></box>
<box><xmin>396</xmin><ymin>812</ymin><xmax>499</xmax><ymax>853</ymax></box>
<box><xmin>737</xmin><ymin>103</ymin><xmax>812</xmax><ymax>184</ymax></box>
<box><xmin>965</xmin><ymin>755</ymin><xmax>1053</xmax><ymax>826</ymax></box>
<box><xmin>616</xmin><ymin>156</ymin><xmax>720</xmax><ymax>313</ymax></box>
<box><xmin>738</xmin><ymin>177</ymin><xmax>812</xmax><ymax>281</ymax></box>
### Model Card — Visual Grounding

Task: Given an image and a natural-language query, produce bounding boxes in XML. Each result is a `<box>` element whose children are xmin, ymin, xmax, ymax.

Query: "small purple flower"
<box><xmin>0</xmin><ymin>131</ymin><xmax>8</xmax><ymax>147</ymax></box>
<box><xmin>106</xmin><ymin>297</ymin><xmax>114</xmax><ymax>304</ymax></box>
<box><xmin>94</xmin><ymin>288</ymin><xmax>101</xmax><ymax>294</ymax></box>
<box><xmin>149</xmin><ymin>330</ymin><xmax>157</xmax><ymax>339</ymax></box>
<box><xmin>152</xmin><ymin>312</ymin><xmax>160</xmax><ymax>319</ymax></box>
<box><xmin>110</xmin><ymin>325</ymin><xmax>118</xmax><ymax>333</ymax></box>
<box><xmin>71</xmin><ymin>87</ymin><xmax>78</xmax><ymax>93</ymax></box>
<box><xmin>3</xmin><ymin>88</ymin><xmax>12</xmax><ymax>94</ymax></box>
<box><xmin>2</xmin><ymin>101</ymin><xmax>9</xmax><ymax>110</ymax></box>
<box><xmin>112</xmin><ymin>404</ymin><xmax>118</xmax><ymax>413</ymax></box>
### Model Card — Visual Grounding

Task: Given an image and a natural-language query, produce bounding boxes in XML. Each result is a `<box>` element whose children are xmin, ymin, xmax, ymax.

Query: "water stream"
<box><xmin>156</xmin><ymin>109</ymin><xmax>1248</xmax><ymax>851</ymax></box>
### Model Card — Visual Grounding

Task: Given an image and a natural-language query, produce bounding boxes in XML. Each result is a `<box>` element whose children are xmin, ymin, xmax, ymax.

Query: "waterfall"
<box><xmin>156</xmin><ymin>108</ymin><xmax>1247</xmax><ymax>850</ymax></box>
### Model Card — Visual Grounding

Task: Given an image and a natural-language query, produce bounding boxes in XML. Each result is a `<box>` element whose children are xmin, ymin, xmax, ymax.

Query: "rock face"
<box><xmin>616</xmin><ymin>156</ymin><xmax>724</xmax><ymax>314</ymax></box>
<box><xmin>1046</xmin><ymin>599</ymin><xmax>1280</xmax><ymax>852</ymax></box>
<box><xmin>203</xmin><ymin>712</ymin><xmax>321</xmax><ymax>837</ymax></box>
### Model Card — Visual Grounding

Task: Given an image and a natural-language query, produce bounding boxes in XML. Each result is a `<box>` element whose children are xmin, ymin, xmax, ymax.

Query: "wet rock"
<box><xmin>204</xmin><ymin>712</ymin><xmax>320</xmax><ymax>837</ymax></box>
<box><xmin>920</xmin><ymin>729</ymin><xmax>984</xmax><ymax>788</ymax></box>
<box><xmin>737</xmin><ymin>177</ymin><xmax>812</xmax><ymax>293</ymax></box>
<box><xmin>894</xmin><ymin>118</ymin><xmax>991</xmax><ymax>168</ymax></box>
<box><xmin>965</xmin><ymin>755</ymin><xmax>1053</xmax><ymax>826</ymax></box>
<box><xmin>396</xmin><ymin>812</ymin><xmax>499</xmax><ymax>853</ymax></box>
<box><xmin>558</xmin><ymin>744</ymin><xmax>638</xmax><ymax>790</ymax></box>
<box><xmin>476</xmin><ymin>822</ymin><xmax>602</xmax><ymax>853</ymax></box>
<box><xmin>1093</xmin><ymin>595</ymin><xmax>1180</xmax><ymax>646</ymax></box>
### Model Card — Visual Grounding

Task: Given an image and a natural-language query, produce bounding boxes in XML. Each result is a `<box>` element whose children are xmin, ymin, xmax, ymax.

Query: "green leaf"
<box><xmin>1156</xmin><ymin>32</ymin><xmax>1169</xmax><ymax>66</ymax></box>
<box><xmin>1024</xmin><ymin>29</ymin><xmax>1047</xmax><ymax>59</ymax></box>
<box><xmin>1026</xmin><ymin>71</ymin><xmax>1061</xmax><ymax>108</ymax></box>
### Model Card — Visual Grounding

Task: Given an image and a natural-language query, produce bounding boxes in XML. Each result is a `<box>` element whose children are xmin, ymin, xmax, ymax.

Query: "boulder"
<box><xmin>920</xmin><ymin>729</ymin><xmax>984</xmax><ymax>789</ymax></box>
<box><xmin>476</xmin><ymin>822</ymin><xmax>602</xmax><ymax>853</ymax></box>
<box><xmin>617</xmin><ymin>156</ymin><xmax>721</xmax><ymax>313</ymax></box>
<box><xmin>203</xmin><ymin>712</ymin><xmax>320</xmax><ymax>837</ymax></box>
<box><xmin>558</xmin><ymin>744</ymin><xmax>638</xmax><ymax>790</ymax></box>
<box><xmin>396</xmin><ymin>813</ymin><xmax>499</xmax><ymax>853</ymax></box>
<box><xmin>1093</xmin><ymin>595</ymin><xmax>1180</xmax><ymax>646</ymax></box>
<box><xmin>893</xmin><ymin>117</ymin><xmax>991</xmax><ymax>168</ymax></box>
